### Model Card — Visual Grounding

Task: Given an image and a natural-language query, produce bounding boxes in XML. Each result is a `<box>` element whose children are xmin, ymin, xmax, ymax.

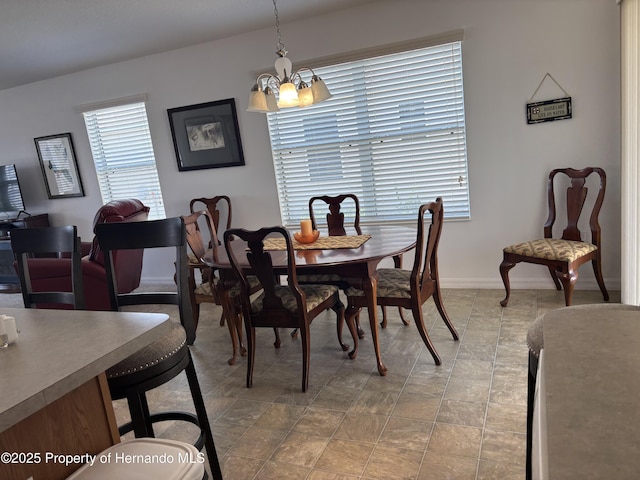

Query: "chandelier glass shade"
<box><xmin>247</xmin><ymin>0</ymin><xmax>332</xmax><ymax>113</ymax></box>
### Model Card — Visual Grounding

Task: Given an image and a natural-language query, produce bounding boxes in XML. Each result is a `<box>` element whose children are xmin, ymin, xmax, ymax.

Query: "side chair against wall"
<box><xmin>499</xmin><ymin>167</ymin><xmax>609</xmax><ymax>307</ymax></box>
<box><xmin>11</xmin><ymin>225</ymin><xmax>85</xmax><ymax>309</ymax></box>
<box><xmin>223</xmin><ymin>226</ymin><xmax>357</xmax><ymax>392</ymax></box>
<box><xmin>344</xmin><ymin>199</ymin><xmax>459</xmax><ymax>365</ymax></box>
<box><xmin>182</xmin><ymin>209</ymin><xmax>261</xmax><ymax>365</ymax></box>
<box><xmin>95</xmin><ymin>217</ymin><xmax>222</xmax><ymax>480</ymax></box>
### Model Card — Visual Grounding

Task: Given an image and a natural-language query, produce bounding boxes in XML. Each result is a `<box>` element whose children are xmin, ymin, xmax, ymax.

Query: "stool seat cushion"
<box><xmin>65</xmin><ymin>438</ymin><xmax>205</xmax><ymax>480</ymax></box>
<box><xmin>504</xmin><ymin>238</ymin><xmax>596</xmax><ymax>262</ymax></box>
<box><xmin>107</xmin><ymin>321</ymin><xmax>186</xmax><ymax>379</ymax></box>
<box><xmin>526</xmin><ymin>303</ymin><xmax>640</xmax><ymax>358</ymax></box>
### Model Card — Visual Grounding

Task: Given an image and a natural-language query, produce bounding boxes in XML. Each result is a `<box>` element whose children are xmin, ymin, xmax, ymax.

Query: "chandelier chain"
<box><xmin>273</xmin><ymin>0</ymin><xmax>286</xmax><ymax>56</ymax></box>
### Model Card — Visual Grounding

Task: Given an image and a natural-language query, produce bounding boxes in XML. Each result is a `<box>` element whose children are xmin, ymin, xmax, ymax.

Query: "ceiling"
<box><xmin>0</xmin><ymin>0</ymin><xmax>377</xmax><ymax>92</ymax></box>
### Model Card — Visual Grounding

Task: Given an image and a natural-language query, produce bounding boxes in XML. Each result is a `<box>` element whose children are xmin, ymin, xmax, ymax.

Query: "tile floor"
<box><xmin>6</xmin><ymin>287</ymin><xmax>616</xmax><ymax>480</ymax></box>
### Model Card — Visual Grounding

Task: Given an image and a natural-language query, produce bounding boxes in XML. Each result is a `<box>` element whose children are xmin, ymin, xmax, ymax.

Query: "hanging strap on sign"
<box><xmin>528</xmin><ymin>73</ymin><xmax>570</xmax><ymax>102</ymax></box>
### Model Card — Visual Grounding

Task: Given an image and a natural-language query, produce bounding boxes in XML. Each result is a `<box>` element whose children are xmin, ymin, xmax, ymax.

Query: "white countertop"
<box><xmin>542</xmin><ymin>308</ymin><xmax>640</xmax><ymax>479</ymax></box>
<box><xmin>0</xmin><ymin>307</ymin><xmax>170</xmax><ymax>433</ymax></box>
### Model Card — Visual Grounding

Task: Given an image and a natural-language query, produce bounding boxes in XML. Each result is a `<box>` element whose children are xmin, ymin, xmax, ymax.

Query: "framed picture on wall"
<box><xmin>34</xmin><ymin>132</ymin><xmax>85</xmax><ymax>199</ymax></box>
<box><xmin>167</xmin><ymin>98</ymin><xmax>246</xmax><ymax>171</ymax></box>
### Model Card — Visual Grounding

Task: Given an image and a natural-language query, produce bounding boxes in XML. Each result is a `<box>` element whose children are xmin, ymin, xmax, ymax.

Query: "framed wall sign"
<box><xmin>34</xmin><ymin>133</ymin><xmax>85</xmax><ymax>199</ymax></box>
<box><xmin>526</xmin><ymin>97</ymin><xmax>572</xmax><ymax>124</ymax></box>
<box><xmin>168</xmin><ymin>98</ymin><xmax>246</xmax><ymax>171</ymax></box>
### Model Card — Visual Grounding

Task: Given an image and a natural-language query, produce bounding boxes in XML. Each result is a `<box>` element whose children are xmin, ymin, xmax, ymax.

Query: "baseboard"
<box><xmin>439</xmin><ymin>277</ymin><xmax>621</xmax><ymax>290</ymax></box>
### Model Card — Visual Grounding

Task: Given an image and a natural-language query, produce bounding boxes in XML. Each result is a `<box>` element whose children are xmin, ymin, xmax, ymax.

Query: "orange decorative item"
<box><xmin>293</xmin><ymin>230</ymin><xmax>320</xmax><ymax>244</ymax></box>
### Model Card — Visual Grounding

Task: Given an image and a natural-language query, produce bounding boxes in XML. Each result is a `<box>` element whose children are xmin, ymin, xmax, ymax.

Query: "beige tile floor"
<box><xmin>111</xmin><ymin>287</ymin><xmax>619</xmax><ymax>479</ymax></box>
<box><xmin>4</xmin><ymin>287</ymin><xmax>615</xmax><ymax>480</ymax></box>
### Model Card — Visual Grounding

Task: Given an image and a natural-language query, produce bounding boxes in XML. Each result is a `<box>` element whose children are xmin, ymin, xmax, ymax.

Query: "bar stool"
<box><xmin>66</xmin><ymin>438</ymin><xmax>205</xmax><ymax>479</ymax></box>
<box><xmin>96</xmin><ymin>217</ymin><xmax>222</xmax><ymax>479</ymax></box>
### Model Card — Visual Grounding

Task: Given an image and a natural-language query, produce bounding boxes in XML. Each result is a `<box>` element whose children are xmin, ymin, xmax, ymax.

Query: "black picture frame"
<box><xmin>168</xmin><ymin>98</ymin><xmax>246</xmax><ymax>171</ymax></box>
<box><xmin>34</xmin><ymin>132</ymin><xmax>85</xmax><ymax>199</ymax></box>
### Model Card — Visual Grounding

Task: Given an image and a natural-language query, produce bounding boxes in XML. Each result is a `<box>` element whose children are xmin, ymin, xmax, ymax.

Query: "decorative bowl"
<box><xmin>293</xmin><ymin>230</ymin><xmax>320</xmax><ymax>244</ymax></box>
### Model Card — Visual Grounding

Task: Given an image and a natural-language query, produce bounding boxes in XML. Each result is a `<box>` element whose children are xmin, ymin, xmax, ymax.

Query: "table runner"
<box><xmin>263</xmin><ymin>234</ymin><xmax>371</xmax><ymax>251</ymax></box>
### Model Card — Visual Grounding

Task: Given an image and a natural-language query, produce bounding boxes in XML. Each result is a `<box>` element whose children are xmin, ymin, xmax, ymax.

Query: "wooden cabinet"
<box><xmin>0</xmin><ymin>213</ymin><xmax>49</xmax><ymax>292</ymax></box>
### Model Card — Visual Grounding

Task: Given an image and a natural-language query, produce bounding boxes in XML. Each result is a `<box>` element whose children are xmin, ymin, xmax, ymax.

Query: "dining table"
<box><xmin>0</xmin><ymin>307</ymin><xmax>170</xmax><ymax>480</ymax></box>
<box><xmin>207</xmin><ymin>224</ymin><xmax>417</xmax><ymax>375</ymax></box>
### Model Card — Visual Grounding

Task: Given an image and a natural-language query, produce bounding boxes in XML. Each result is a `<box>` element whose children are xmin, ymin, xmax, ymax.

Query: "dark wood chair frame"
<box><xmin>499</xmin><ymin>167</ymin><xmax>609</xmax><ymax>307</ymax></box>
<box><xmin>223</xmin><ymin>226</ymin><xmax>355</xmax><ymax>392</ymax></box>
<box><xmin>96</xmin><ymin>218</ymin><xmax>222</xmax><ymax>480</ymax></box>
<box><xmin>11</xmin><ymin>225</ymin><xmax>85</xmax><ymax>309</ymax></box>
<box><xmin>307</xmin><ymin>193</ymin><xmax>406</xmax><ymax>332</ymax></box>
<box><xmin>188</xmin><ymin>196</ymin><xmax>232</xmax><ymax>331</ymax></box>
<box><xmin>344</xmin><ymin>198</ymin><xmax>459</xmax><ymax>365</ymax></box>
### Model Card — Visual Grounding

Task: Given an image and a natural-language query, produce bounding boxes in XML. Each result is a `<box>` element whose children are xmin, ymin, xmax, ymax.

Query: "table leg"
<box><xmin>362</xmin><ymin>273</ymin><xmax>387</xmax><ymax>376</ymax></box>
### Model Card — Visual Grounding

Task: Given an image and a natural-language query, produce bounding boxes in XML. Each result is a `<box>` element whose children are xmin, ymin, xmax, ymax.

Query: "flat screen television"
<box><xmin>0</xmin><ymin>164</ymin><xmax>26</xmax><ymax>217</ymax></box>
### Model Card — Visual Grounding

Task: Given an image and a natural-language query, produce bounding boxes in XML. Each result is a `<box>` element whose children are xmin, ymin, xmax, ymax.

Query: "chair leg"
<box><xmin>123</xmin><ymin>389</ymin><xmax>155</xmax><ymax>438</ymax></box>
<box><xmin>245</xmin><ymin>322</ymin><xmax>256</xmax><ymax>388</ymax></box>
<box><xmin>591</xmin><ymin>258</ymin><xmax>610</xmax><ymax>302</ymax></box>
<box><xmin>433</xmin><ymin>284</ymin><xmax>459</xmax><ymax>341</ymax></box>
<box><xmin>333</xmin><ymin>298</ymin><xmax>349</xmax><ymax>351</ymax></box>
<box><xmin>557</xmin><ymin>268</ymin><xmax>578</xmax><ymax>306</ymax></box>
<box><xmin>499</xmin><ymin>259</ymin><xmax>517</xmax><ymax>307</ymax></box>
<box><xmin>185</xmin><ymin>351</ymin><xmax>223</xmax><ymax>480</ymax></box>
<box><xmin>526</xmin><ymin>352</ymin><xmax>538</xmax><ymax>480</ymax></box>
<box><xmin>546</xmin><ymin>266</ymin><xmax>562</xmax><ymax>290</ymax></box>
<box><xmin>299</xmin><ymin>321</ymin><xmax>311</xmax><ymax>392</ymax></box>
<box><xmin>411</xmin><ymin>305</ymin><xmax>441</xmax><ymax>365</ymax></box>
<box><xmin>345</xmin><ymin>305</ymin><xmax>361</xmax><ymax>359</ymax></box>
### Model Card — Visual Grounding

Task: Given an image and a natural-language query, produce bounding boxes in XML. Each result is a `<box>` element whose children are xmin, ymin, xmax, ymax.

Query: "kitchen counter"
<box><xmin>540</xmin><ymin>307</ymin><xmax>640</xmax><ymax>479</ymax></box>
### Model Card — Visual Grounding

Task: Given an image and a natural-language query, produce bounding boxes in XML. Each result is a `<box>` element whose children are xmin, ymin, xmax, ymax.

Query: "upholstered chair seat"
<box><xmin>251</xmin><ymin>284</ymin><xmax>339</xmax><ymax>314</ymax></box>
<box><xmin>346</xmin><ymin>268</ymin><xmax>413</xmax><ymax>299</ymax></box>
<box><xmin>504</xmin><ymin>238</ymin><xmax>597</xmax><ymax>263</ymax></box>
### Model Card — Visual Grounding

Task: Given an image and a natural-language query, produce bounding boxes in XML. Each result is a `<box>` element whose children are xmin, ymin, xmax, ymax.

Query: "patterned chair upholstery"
<box><xmin>499</xmin><ymin>167</ymin><xmax>609</xmax><ymax>308</ymax></box>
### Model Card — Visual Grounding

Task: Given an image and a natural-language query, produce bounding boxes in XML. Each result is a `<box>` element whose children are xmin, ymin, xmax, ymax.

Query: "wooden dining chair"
<box><xmin>188</xmin><ymin>196</ymin><xmax>232</xmax><ymax>329</ymax></box>
<box><xmin>223</xmin><ymin>226</ymin><xmax>356</xmax><ymax>392</ymax></box>
<box><xmin>499</xmin><ymin>167</ymin><xmax>609</xmax><ymax>307</ymax></box>
<box><xmin>182</xmin><ymin>209</ymin><xmax>261</xmax><ymax>365</ymax></box>
<box><xmin>304</xmin><ymin>193</ymin><xmax>406</xmax><ymax>333</ymax></box>
<box><xmin>344</xmin><ymin>198</ymin><xmax>459</xmax><ymax>365</ymax></box>
<box><xmin>95</xmin><ymin>217</ymin><xmax>222</xmax><ymax>480</ymax></box>
<box><xmin>11</xmin><ymin>225</ymin><xmax>85</xmax><ymax>309</ymax></box>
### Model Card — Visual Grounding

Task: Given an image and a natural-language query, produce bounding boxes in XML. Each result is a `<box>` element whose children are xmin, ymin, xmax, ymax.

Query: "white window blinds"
<box><xmin>267</xmin><ymin>40</ymin><xmax>470</xmax><ymax>226</ymax></box>
<box><xmin>82</xmin><ymin>101</ymin><xmax>166</xmax><ymax>220</ymax></box>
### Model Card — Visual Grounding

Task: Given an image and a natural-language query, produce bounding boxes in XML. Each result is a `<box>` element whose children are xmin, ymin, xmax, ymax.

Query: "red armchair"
<box><xmin>23</xmin><ymin>199</ymin><xmax>150</xmax><ymax>310</ymax></box>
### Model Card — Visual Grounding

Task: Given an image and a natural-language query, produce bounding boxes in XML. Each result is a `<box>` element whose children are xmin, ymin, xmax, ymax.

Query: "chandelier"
<box><xmin>247</xmin><ymin>0</ymin><xmax>332</xmax><ymax>113</ymax></box>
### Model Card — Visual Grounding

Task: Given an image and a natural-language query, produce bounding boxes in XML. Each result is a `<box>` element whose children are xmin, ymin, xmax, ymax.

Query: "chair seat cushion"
<box><xmin>251</xmin><ymin>284</ymin><xmax>338</xmax><ymax>314</ymax></box>
<box><xmin>107</xmin><ymin>320</ymin><xmax>186</xmax><ymax>379</ymax></box>
<box><xmin>504</xmin><ymin>238</ymin><xmax>597</xmax><ymax>262</ymax></box>
<box><xmin>194</xmin><ymin>274</ymin><xmax>260</xmax><ymax>297</ymax></box>
<box><xmin>345</xmin><ymin>268</ymin><xmax>412</xmax><ymax>299</ymax></box>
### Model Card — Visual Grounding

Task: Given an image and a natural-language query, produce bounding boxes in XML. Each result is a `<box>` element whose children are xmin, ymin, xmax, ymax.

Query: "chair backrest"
<box><xmin>308</xmin><ymin>194</ymin><xmax>361</xmax><ymax>236</ymax></box>
<box><xmin>544</xmin><ymin>167</ymin><xmax>606</xmax><ymax>246</ymax></box>
<box><xmin>223</xmin><ymin>226</ymin><xmax>305</xmax><ymax>328</ymax></box>
<box><xmin>11</xmin><ymin>225</ymin><xmax>85</xmax><ymax>309</ymax></box>
<box><xmin>189</xmin><ymin>196</ymin><xmax>231</xmax><ymax>243</ymax></box>
<box><xmin>182</xmin><ymin>209</ymin><xmax>220</xmax><ymax>265</ymax></box>
<box><xmin>411</xmin><ymin>198</ymin><xmax>444</xmax><ymax>297</ymax></box>
<box><xmin>95</xmin><ymin>217</ymin><xmax>196</xmax><ymax>344</ymax></box>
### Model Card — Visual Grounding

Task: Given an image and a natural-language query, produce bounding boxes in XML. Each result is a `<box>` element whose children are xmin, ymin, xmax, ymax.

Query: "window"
<box><xmin>81</xmin><ymin>97</ymin><xmax>166</xmax><ymax>220</ymax></box>
<box><xmin>267</xmin><ymin>33</ymin><xmax>470</xmax><ymax>226</ymax></box>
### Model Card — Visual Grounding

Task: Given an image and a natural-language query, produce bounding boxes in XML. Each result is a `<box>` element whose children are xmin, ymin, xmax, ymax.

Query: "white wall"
<box><xmin>0</xmin><ymin>0</ymin><xmax>621</xmax><ymax>289</ymax></box>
